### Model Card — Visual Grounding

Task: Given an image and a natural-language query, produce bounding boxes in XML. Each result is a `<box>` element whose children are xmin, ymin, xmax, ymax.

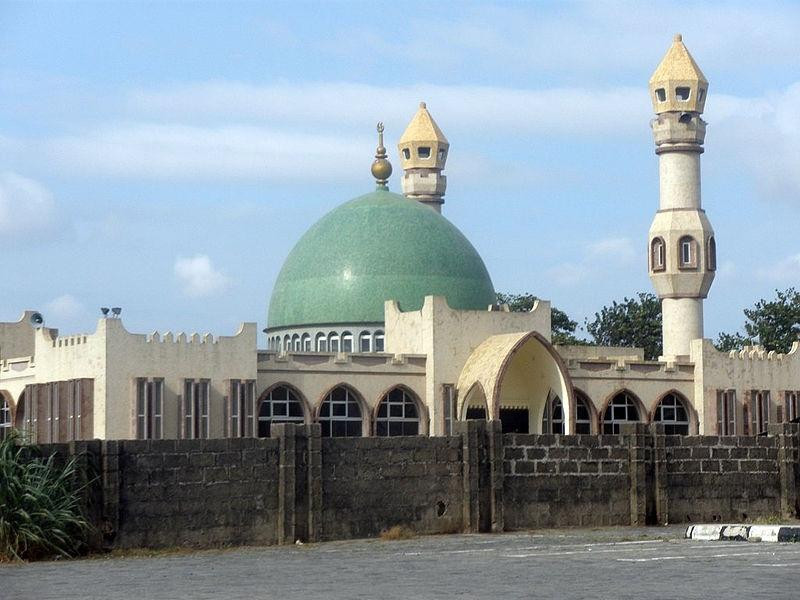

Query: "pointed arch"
<box><xmin>256</xmin><ymin>382</ymin><xmax>312</xmax><ymax>437</ymax></box>
<box><xmin>651</xmin><ymin>389</ymin><xmax>697</xmax><ymax>435</ymax></box>
<box><xmin>572</xmin><ymin>387</ymin><xmax>597</xmax><ymax>434</ymax></box>
<box><xmin>460</xmin><ymin>381</ymin><xmax>489</xmax><ymax>421</ymax></box>
<box><xmin>316</xmin><ymin>383</ymin><xmax>368</xmax><ymax>437</ymax></box>
<box><xmin>373</xmin><ymin>384</ymin><xmax>427</xmax><ymax>436</ymax></box>
<box><xmin>599</xmin><ymin>388</ymin><xmax>647</xmax><ymax>434</ymax></box>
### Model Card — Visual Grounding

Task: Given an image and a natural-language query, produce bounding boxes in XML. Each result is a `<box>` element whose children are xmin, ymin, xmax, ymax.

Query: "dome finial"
<box><xmin>371</xmin><ymin>121</ymin><xmax>392</xmax><ymax>188</ymax></box>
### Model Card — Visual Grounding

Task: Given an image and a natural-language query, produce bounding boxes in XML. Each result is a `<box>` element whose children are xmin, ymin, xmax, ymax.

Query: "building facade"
<box><xmin>1</xmin><ymin>36</ymin><xmax>799</xmax><ymax>443</ymax></box>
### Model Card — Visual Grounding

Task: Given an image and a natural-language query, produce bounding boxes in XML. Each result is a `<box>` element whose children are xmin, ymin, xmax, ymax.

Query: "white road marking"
<box><xmin>617</xmin><ymin>556</ymin><xmax>686</xmax><ymax>562</ymax></box>
<box><xmin>751</xmin><ymin>562</ymin><xmax>800</xmax><ymax>567</ymax></box>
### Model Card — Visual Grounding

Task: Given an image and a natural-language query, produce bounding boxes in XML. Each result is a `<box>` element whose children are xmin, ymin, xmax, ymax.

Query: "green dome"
<box><xmin>267</xmin><ymin>187</ymin><xmax>496</xmax><ymax>329</ymax></box>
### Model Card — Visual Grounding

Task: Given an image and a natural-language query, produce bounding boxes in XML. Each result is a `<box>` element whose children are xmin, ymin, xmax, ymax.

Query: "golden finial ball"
<box><xmin>371</xmin><ymin>158</ymin><xmax>392</xmax><ymax>182</ymax></box>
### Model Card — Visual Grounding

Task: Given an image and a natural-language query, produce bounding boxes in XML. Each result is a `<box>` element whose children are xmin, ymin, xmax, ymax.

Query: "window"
<box><xmin>602</xmin><ymin>391</ymin><xmax>641</xmax><ymax>434</ymax></box>
<box><xmin>750</xmin><ymin>390</ymin><xmax>770</xmax><ymax>435</ymax></box>
<box><xmin>316</xmin><ymin>333</ymin><xmax>328</xmax><ymax>352</ymax></box>
<box><xmin>438</xmin><ymin>148</ymin><xmax>447</xmax><ymax>162</ymax></box>
<box><xmin>374</xmin><ymin>331</ymin><xmax>385</xmax><ymax>352</ymax></box>
<box><xmin>402</xmin><ymin>148</ymin><xmax>410</xmax><ymax>160</ymax></box>
<box><xmin>376</xmin><ymin>387</ymin><xmax>420</xmax><ymax>436</ymax></box>
<box><xmin>283</xmin><ymin>335</ymin><xmax>290</xmax><ymax>352</ymax></box>
<box><xmin>302</xmin><ymin>334</ymin><xmax>311</xmax><ymax>352</ymax></box>
<box><xmin>183</xmin><ymin>379</ymin><xmax>210</xmax><ymax>439</ymax></box>
<box><xmin>0</xmin><ymin>397</ymin><xmax>11</xmax><ymax>439</ymax></box>
<box><xmin>655</xmin><ymin>88</ymin><xmax>666</xmax><ymax>102</ymax></box>
<box><xmin>698</xmin><ymin>88</ymin><xmax>706</xmax><ymax>103</ymax></box>
<box><xmin>18</xmin><ymin>388</ymin><xmax>36</xmax><ymax>442</ymax></box>
<box><xmin>68</xmin><ymin>379</ymin><xmax>82</xmax><ymax>441</ymax></box>
<box><xmin>46</xmin><ymin>382</ymin><xmax>60</xmax><ymax>443</ymax></box>
<box><xmin>651</xmin><ymin>237</ymin><xmax>666</xmax><ymax>272</ymax></box>
<box><xmin>574</xmin><ymin>391</ymin><xmax>593</xmax><ymax>434</ymax></box>
<box><xmin>717</xmin><ymin>389</ymin><xmax>736</xmax><ymax>435</ymax></box>
<box><xmin>341</xmin><ymin>331</ymin><xmax>353</xmax><ymax>353</ymax></box>
<box><xmin>707</xmin><ymin>237</ymin><xmax>716</xmax><ymax>271</ymax></box>
<box><xmin>675</xmin><ymin>86</ymin><xmax>691</xmax><ymax>101</ymax></box>
<box><xmin>229</xmin><ymin>379</ymin><xmax>255</xmax><ymax>437</ymax></box>
<box><xmin>328</xmin><ymin>332</ymin><xmax>340</xmax><ymax>353</ymax></box>
<box><xmin>417</xmin><ymin>146</ymin><xmax>431</xmax><ymax>159</ymax></box>
<box><xmin>442</xmin><ymin>384</ymin><xmax>456</xmax><ymax>435</ymax></box>
<box><xmin>785</xmin><ymin>391</ymin><xmax>799</xmax><ymax>423</ymax></box>
<box><xmin>319</xmin><ymin>386</ymin><xmax>363</xmax><ymax>437</ymax></box>
<box><xmin>541</xmin><ymin>392</ymin><xmax>565</xmax><ymax>434</ymax></box>
<box><xmin>291</xmin><ymin>335</ymin><xmax>300</xmax><ymax>352</ymax></box>
<box><xmin>359</xmin><ymin>331</ymin><xmax>371</xmax><ymax>353</ymax></box>
<box><xmin>653</xmin><ymin>393</ymin><xmax>690</xmax><ymax>435</ymax></box>
<box><xmin>679</xmin><ymin>236</ymin><xmax>697</xmax><ymax>269</ymax></box>
<box><xmin>135</xmin><ymin>378</ymin><xmax>163</xmax><ymax>440</ymax></box>
<box><xmin>257</xmin><ymin>386</ymin><xmax>305</xmax><ymax>437</ymax></box>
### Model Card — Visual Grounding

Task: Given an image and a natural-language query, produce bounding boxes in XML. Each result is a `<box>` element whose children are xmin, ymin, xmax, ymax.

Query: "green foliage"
<box><xmin>585</xmin><ymin>292</ymin><xmax>662</xmax><ymax>360</ymax></box>
<box><xmin>495</xmin><ymin>293</ymin><xmax>587</xmax><ymax>345</ymax></box>
<box><xmin>715</xmin><ymin>288</ymin><xmax>800</xmax><ymax>353</ymax></box>
<box><xmin>0</xmin><ymin>431</ymin><xmax>92</xmax><ymax>561</ymax></box>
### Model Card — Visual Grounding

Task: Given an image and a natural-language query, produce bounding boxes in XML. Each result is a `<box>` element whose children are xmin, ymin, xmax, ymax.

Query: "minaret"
<box><xmin>648</xmin><ymin>34</ymin><xmax>716</xmax><ymax>360</ymax></box>
<box><xmin>397</xmin><ymin>102</ymin><xmax>449</xmax><ymax>212</ymax></box>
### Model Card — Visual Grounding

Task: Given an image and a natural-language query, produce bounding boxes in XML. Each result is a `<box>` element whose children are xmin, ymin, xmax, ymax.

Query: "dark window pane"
<box><xmin>348</xmin><ymin>401</ymin><xmax>361</xmax><ymax>418</ymax></box>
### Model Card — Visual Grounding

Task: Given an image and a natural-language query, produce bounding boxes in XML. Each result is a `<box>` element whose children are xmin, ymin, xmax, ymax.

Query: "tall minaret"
<box><xmin>397</xmin><ymin>102</ymin><xmax>449</xmax><ymax>212</ymax></box>
<box><xmin>648</xmin><ymin>34</ymin><xmax>716</xmax><ymax>360</ymax></box>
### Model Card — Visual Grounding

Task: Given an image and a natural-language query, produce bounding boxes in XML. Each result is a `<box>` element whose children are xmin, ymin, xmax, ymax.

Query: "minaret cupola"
<box><xmin>649</xmin><ymin>34</ymin><xmax>708</xmax><ymax>115</ymax></box>
<box><xmin>397</xmin><ymin>102</ymin><xmax>449</xmax><ymax>212</ymax></box>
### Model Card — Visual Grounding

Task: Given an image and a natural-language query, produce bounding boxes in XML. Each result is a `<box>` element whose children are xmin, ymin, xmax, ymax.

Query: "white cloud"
<box><xmin>174</xmin><ymin>255</ymin><xmax>230</xmax><ymax>297</ymax></box>
<box><xmin>44</xmin><ymin>294</ymin><xmax>85</xmax><ymax>322</ymax></box>
<box><xmin>586</xmin><ymin>237</ymin><xmax>637</xmax><ymax>262</ymax></box>
<box><xmin>0</xmin><ymin>172</ymin><xmax>57</xmax><ymax>236</ymax></box>
<box><xmin>759</xmin><ymin>253</ymin><xmax>800</xmax><ymax>282</ymax></box>
<box><xmin>548</xmin><ymin>237</ymin><xmax>637</xmax><ymax>287</ymax></box>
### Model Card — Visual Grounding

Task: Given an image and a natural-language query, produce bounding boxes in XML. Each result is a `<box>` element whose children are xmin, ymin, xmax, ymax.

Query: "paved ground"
<box><xmin>4</xmin><ymin>526</ymin><xmax>800</xmax><ymax>599</ymax></box>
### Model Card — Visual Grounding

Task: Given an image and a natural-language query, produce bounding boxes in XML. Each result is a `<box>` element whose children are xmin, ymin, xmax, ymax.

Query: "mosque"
<box><xmin>1</xmin><ymin>35</ymin><xmax>798</xmax><ymax>443</ymax></box>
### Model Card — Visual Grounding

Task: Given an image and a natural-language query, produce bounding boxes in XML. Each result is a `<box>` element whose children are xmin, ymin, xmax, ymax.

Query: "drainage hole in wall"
<box><xmin>436</xmin><ymin>501</ymin><xmax>447</xmax><ymax>517</ymax></box>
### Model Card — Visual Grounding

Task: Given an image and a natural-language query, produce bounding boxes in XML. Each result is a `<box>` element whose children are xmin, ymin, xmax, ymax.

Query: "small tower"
<box><xmin>648</xmin><ymin>34</ymin><xmax>716</xmax><ymax>360</ymax></box>
<box><xmin>397</xmin><ymin>102</ymin><xmax>449</xmax><ymax>212</ymax></box>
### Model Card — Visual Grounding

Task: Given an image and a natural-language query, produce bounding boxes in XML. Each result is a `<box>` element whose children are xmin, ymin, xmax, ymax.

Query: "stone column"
<box><xmin>622</xmin><ymin>422</ymin><xmax>649</xmax><ymax>526</ymax></box>
<box><xmin>650</xmin><ymin>423</ymin><xmax>670</xmax><ymax>525</ymax></box>
<box><xmin>769</xmin><ymin>423</ymin><xmax>799</xmax><ymax>520</ymax></box>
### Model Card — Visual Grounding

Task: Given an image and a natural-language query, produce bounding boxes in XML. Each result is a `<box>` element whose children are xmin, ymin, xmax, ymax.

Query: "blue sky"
<box><xmin>2</xmin><ymin>1</ymin><xmax>800</xmax><ymax>345</ymax></box>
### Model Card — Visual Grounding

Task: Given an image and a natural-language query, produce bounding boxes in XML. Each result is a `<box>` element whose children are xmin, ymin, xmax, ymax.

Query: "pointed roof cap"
<box><xmin>398</xmin><ymin>102</ymin><xmax>449</xmax><ymax>146</ymax></box>
<box><xmin>650</xmin><ymin>34</ymin><xmax>707</xmax><ymax>85</ymax></box>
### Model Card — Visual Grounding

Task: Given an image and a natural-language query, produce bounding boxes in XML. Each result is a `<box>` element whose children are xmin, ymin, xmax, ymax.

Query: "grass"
<box><xmin>379</xmin><ymin>525</ymin><xmax>417</xmax><ymax>541</ymax></box>
<box><xmin>0</xmin><ymin>431</ymin><xmax>94</xmax><ymax>561</ymax></box>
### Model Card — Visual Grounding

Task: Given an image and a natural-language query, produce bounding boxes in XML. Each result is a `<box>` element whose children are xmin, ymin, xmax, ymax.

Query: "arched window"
<box><xmin>292</xmin><ymin>334</ymin><xmax>301</xmax><ymax>352</ymax></box>
<box><xmin>316</xmin><ymin>333</ymin><xmax>328</xmax><ymax>352</ymax></box>
<box><xmin>319</xmin><ymin>387</ymin><xmax>362</xmax><ymax>437</ymax></box>
<box><xmin>283</xmin><ymin>335</ymin><xmax>291</xmax><ymax>352</ymax></box>
<box><xmin>0</xmin><ymin>396</ymin><xmax>11</xmax><ymax>439</ymax></box>
<box><xmin>541</xmin><ymin>392</ymin><xmax>564</xmax><ymax>434</ymax></box>
<box><xmin>653</xmin><ymin>392</ymin><xmax>690</xmax><ymax>435</ymax></box>
<box><xmin>678</xmin><ymin>236</ymin><xmax>697</xmax><ymax>269</ymax></box>
<box><xmin>301</xmin><ymin>334</ymin><xmax>311</xmax><ymax>352</ymax></box>
<box><xmin>359</xmin><ymin>331</ymin><xmax>372</xmax><ymax>353</ymax></box>
<box><xmin>602</xmin><ymin>391</ymin><xmax>641</xmax><ymax>434</ymax></box>
<box><xmin>707</xmin><ymin>236</ymin><xmax>716</xmax><ymax>271</ymax></box>
<box><xmin>374</xmin><ymin>331</ymin><xmax>385</xmax><ymax>352</ymax></box>
<box><xmin>574</xmin><ymin>390</ymin><xmax>593</xmax><ymax>435</ymax></box>
<box><xmin>257</xmin><ymin>386</ymin><xmax>305</xmax><ymax>437</ymax></box>
<box><xmin>341</xmin><ymin>331</ymin><xmax>353</xmax><ymax>353</ymax></box>
<box><xmin>376</xmin><ymin>388</ymin><xmax>420</xmax><ymax>436</ymax></box>
<box><xmin>328</xmin><ymin>332</ymin><xmax>340</xmax><ymax>353</ymax></box>
<box><xmin>651</xmin><ymin>237</ymin><xmax>666</xmax><ymax>272</ymax></box>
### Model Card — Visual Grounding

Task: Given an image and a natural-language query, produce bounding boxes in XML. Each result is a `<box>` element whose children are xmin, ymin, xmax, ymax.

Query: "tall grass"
<box><xmin>0</xmin><ymin>431</ymin><xmax>93</xmax><ymax>561</ymax></box>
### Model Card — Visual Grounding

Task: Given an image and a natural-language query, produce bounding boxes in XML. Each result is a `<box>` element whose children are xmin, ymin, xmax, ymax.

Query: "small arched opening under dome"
<box><xmin>359</xmin><ymin>331</ymin><xmax>371</xmax><ymax>353</ymax></box>
<box><xmin>707</xmin><ymin>236</ymin><xmax>717</xmax><ymax>271</ymax></box>
<box><xmin>652</xmin><ymin>391</ymin><xmax>693</xmax><ymax>435</ymax></box>
<box><xmin>316</xmin><ymin>333</ymin><xmax>328</xmax><ymax>352</ymax></box>
<box><xmin>341</xmin><ymin>331</ymin><xmax>353</xmax><ymax>353</ymax></box>
<box><xmin>375</xmin><ymin>386</ymin><xmax>424</xmax><ymax>436</ymax></box>
<box><xmin>318</xmin><ymin>385</ymin><xmax>364</xmax><ymax>437</ymax></box>
<box><xmin>601</xmin><ymin>390</ymin><xmax>645</xmax><ymax>434</ymax></box>
<box><xmin>373</xmin><ymin>331</ymin><xmax>385</xmax><ymax>352</ymax></box>
<box><xmin>283</xmin><ymin>335</ymin><xmax>291</xmax><ymax>352</ymax></box>
<box><xmin>257</xmin><ymin>384</ymin><xmax>308</xmax><ymax>437</ymax></box>
<box><xmin>292</xmin><ymin>334</ymin><xmax>301</xmax><ymax>352</ymax></box>
<box><xmin>328</xmin><ymin>332</ymin><xmax>340</xmax><ymax>353</ymax></box>
<box><xmin>0</xmin><ymin>393</ymin><xmax>12</xmax><ymax>439</ymax></box>
<box><xmin>301</xmin><ymin>333</ymin><xmax>311</xmax><ymax>351</ymax></box>
<box><xmin>457</xmin><ymin>331</ymin><xmax>573</xmax><ymax>434</ymax></box>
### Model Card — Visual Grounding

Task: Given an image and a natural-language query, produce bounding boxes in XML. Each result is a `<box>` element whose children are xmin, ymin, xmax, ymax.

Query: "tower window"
<box><xmin>402</xmin><ymin>148</ymin><xmax>410</xmax><ymax>160</ymax></box>
<box><xmin>417</xmin><ymin>146</ymin><xmax>431</xmax><ymax>159</ymax></box>
<box><xmin>655</xmin><ymin>88</ymin><xmax>666</xmax><ymax>102</ymax></box>
<box><xmin>438</xmin><ymin>148</ymin><xmax>446</xmax><ymax>161</ymax></box>
<box><xmin>651</xmin><ymin>237</ymin><xmax>666</xmax><ymax>272</ymax></box>
<box><xmin>707</xmin><ymin>236</ymin><xmax>716</xmax><ymax>271</ymax></box>
<box><xmin>678</xmin><ymin>236</ymin><xmax>697</xmax><ymax>269</ymax></box>
<box><xmin>698</xmin><ymin>88</ymin><xmax>706</xmax><ymax>103</ymax></box>
<box><xmin>675</xmin><ymin>86</ymin><xmax>691</xmax><ymax>101</ymax></box>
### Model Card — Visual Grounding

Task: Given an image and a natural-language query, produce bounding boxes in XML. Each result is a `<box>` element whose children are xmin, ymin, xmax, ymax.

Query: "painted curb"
<box><xmin>685</xmin><ymin>524</ymin><xmax>800</xmax><ymax>542</ymax></box>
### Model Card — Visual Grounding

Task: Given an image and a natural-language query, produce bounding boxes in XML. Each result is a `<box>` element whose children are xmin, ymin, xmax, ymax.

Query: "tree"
<box><xmin>715</xmin><ymin>288</ymin><xmax>800</xmax><ymax>353</ymax></box>
<box><xmin>585</xmin><ymin>292</ymin><xmax>662</xmax><ymax>360</ymax></box>
<box><xmin>495</xmin><ymin>292</ymin><xmax>586</xmax><ymax>345</ymax></box>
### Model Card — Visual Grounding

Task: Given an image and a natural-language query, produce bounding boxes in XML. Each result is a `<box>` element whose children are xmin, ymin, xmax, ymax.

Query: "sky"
<box><xmin>1</xmin><ymin>1</ymin><xmax>799</xmax><ymax>346</ymax></box>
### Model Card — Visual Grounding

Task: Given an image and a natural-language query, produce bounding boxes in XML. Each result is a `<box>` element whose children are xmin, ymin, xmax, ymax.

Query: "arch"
<box><xmin>301</xmin><ymin>333</ymin><xmax>311</xmax><ymax>351</ymax></box>
<box><xmin>651</xmin><ymin>389</ymin><xmax>696</xmax><ymax>435</ymax></box>
<box><xmin>460</xmin><ymin>382</ymin><xmax>489</xmax><ymax>421</ymax></box>
<box><xmin>0</xmin><ymin>391</ymin><xmax>13</xmax><ymax>439</ymax></box>
<box><xmin>358</xmin><ymin>330</ymin><xmax>372</xmax><ymax>353</ymax></box>
<box><xmin>283</xmin><ymin>334</ymin><xmax>291</xmax><ymax>352</ymax></box>
<box><xmin>316</xmin><ymin>383</ymin><xmax>367</xmax><ymax>437</ymax></box>
<box><xmin>541</xmin><ymin>391</ymin><xmax>565</xmax><ymax>434</ymax></box>
<box><xmin>341</xmin><ymin>331</ymin><xmax>354</xmax><ymax>353</ymax></box>
<box><xmin>678</xmin><ymin>235</ymin><xmax>698</xmax><ymax>269</ymax></box>
<box><xmin>316</xmin><ymin>332</ymin><xmax>328</xmax><ymax>352</ymax></box>
<box><xmin>328</xmin><ymin>332</ymin><xmax>340</xmax><ymax>353</ymax></box>
<box><xmin>257</xmin><ymin>382</ymin><xmax>311</xmax><ymax>437</ymax></box>
<box><xmin>373</xmin><ymin>385</ymin><xmax>426</xmax><ymax>436</ymax></box>
<box><xmin>291</xmin><ymin>334</ymin><xmax>301</xmax><ymax>352</ymax></box>
<box><xmin>572</xmin><ymin>388</ymin><xmax>597</xmax><ymax>434</ymax></box>
<box><xmin>456</xmin><ymin>331</ymin><xmax>574</xmax><ymax>434</ymax></box>
<box><xmin>650</xmin><ymin>237</ymin><xmax>666</xmax><ymax>272</ymax></box>
<box><xmin>707</xmin><ymin>236</ymin><xmax>717</xmax><ymax>271</ymax></box>
<box><xmin>599</xmin><ymin>389</ymin><xmax>647</xmax><ymax>434</ymax></box>
<box><xmin>373</xmin><ymin>330</ymin><xmax>385</xmax><ymax>352</ymax></box>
